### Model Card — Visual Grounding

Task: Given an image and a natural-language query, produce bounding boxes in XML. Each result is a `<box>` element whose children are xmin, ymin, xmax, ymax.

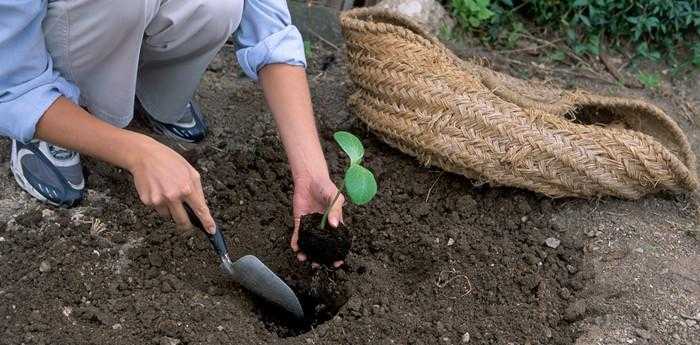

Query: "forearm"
<box><xmin>35</xmin><ymin>96</ymin><xmax>148</xmax><ymax>170</ymax></box>
<box><xmin>259</xmin><ymin>64</ymin><xmax>329</xmax><ymax>182</ymax></box>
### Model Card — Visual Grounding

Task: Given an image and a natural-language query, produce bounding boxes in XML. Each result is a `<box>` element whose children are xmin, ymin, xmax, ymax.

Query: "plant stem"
<box><xmin>319</xmin><ymin>186</ymin><xmax>343</xmax><ymax>230</ymax></box>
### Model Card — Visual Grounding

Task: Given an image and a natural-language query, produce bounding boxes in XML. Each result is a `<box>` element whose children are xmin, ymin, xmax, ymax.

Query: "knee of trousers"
<box><xmin>89</xmin><ymin>0</ymin><xmax>150</xmax><ymax>43</ymax></box>
<box><xmin>192</xmin><ymin>0</ymin><xmax>244</xmax><ymax>48</ymax></box>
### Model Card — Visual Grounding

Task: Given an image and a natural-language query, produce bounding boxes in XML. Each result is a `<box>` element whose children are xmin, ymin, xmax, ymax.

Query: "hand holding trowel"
<box><xmin>184</xmin><ymin>204</ymin><xmax>304</xmax><ymax>319</ymax></box>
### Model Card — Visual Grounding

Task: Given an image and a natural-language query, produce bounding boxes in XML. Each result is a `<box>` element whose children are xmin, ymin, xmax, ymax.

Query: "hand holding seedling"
<box><xmin>294</xmin><ymin>131</ymin><xmax>377</xmax><ymax>267</ymax></box>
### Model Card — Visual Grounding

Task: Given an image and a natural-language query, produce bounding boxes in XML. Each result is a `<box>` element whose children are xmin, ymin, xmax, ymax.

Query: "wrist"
<box><xmin>117</xmin><ymin>132</ymin><xmax>156</xmax><ymax>172</ymax></box>
<box><xmin>292</xmin><ymin>167</ymin><xmax>331</xmax><ymax>186</ymax></box>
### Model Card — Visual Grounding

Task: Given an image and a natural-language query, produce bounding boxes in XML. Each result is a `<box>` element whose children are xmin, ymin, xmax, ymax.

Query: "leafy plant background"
<box><xmin>447</xmin><ymin>0</ymin><xmax>700</xmax><ymax>65</ymax></box>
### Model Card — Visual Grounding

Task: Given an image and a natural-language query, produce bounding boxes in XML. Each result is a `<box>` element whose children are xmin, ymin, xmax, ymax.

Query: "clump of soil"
<box><xmin>298</xmin><ymin>213</ymin><xmax>352</xmax><ymax>265</ymax></box>
<box><xmin>253</xmin><ymin>270</ymin><xmax>349</xmax><ymax>337</ymax></box>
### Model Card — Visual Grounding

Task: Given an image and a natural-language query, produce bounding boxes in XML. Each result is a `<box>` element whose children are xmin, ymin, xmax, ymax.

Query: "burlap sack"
<box><xmin>340</xmin><ymin>8</ymin><xmax>698</xmax><ymax>199</ymax></box>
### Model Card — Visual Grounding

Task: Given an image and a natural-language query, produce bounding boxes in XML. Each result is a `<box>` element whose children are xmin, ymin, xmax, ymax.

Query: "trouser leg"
<box><xmin>42</xmin><ymin>0</ymin><xmax>243</xmax><ymax>127</ymax></box>
<box><xmin>43</xmin><ymin>0</ymin><xmax>159</xmax><ymax>127</ymax></box>
<box><xmin>136</xmin><ymin>0</ymin><xmax>243</xmax><ymax>124</ymax></box>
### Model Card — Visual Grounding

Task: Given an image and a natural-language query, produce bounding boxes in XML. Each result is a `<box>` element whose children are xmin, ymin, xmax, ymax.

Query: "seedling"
<box><xmin>319</xmin><ymin>131</ymin><xmax>377</xmax><ymax>229</ymax></box>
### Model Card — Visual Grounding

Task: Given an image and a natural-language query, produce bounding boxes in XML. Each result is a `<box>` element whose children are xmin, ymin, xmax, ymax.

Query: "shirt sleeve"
<box><xmin>233</xmin><ymin>0</ymin><xmax>307</xmax><ymax>81</ymax></box>
<box><xmin>0</xmin><ymin>0</ymin><xmax>80</xmax><ymax>143</ymax></box>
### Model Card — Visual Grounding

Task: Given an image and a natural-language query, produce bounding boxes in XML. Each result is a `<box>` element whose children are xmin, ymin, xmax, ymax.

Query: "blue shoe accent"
<box><xmin>10</xmin><ymin>140</ymin><xmax>84</xmax><ymax>207</ymax></box>
<box><xmin>136</xmin><ymin>98</ymin><xmax>208</xmax><ymax>143</ymax></box>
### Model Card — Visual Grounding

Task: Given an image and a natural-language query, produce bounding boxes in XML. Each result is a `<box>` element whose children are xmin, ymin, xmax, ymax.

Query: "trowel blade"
<box><xmin>223</xmin><ymin>255</ymin><xmax>304</xmax><ymax>319</ymax></box>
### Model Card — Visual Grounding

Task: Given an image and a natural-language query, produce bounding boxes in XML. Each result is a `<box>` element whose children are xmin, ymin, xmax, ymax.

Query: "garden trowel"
<box><xmin>184</xmin><ymin>205</ymin><xmax>304</xmax><ymax>319</ymax></box>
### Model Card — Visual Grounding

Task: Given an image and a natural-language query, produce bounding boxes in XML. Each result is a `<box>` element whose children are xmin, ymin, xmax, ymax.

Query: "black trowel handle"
<box><xmin>184</xmin><ymin>204</ymin><xmax>229</xmax><ymax>258</ymax></box>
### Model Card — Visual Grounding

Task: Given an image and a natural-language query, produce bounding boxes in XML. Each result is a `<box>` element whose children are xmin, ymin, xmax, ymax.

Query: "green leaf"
<box><xmin>334</xmin><ymin>131</ymin><xmax>364</xmax><ymax>164</ymax></box>
<box><xmin>344</xmin><ymin>164</ymin><xmax>377</xmax><ymax>205</ymax></box>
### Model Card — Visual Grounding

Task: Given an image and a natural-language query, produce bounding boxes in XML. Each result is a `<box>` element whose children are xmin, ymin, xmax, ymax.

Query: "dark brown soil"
<box><xmin>0</xmin><ymin>29</ymin><xmax>696</xmax><ymax>345</ymax></box>
<box><xmin>298</xmin><ymin>213</ymin><xmax>352</xmax><ymax>265</ymax></box>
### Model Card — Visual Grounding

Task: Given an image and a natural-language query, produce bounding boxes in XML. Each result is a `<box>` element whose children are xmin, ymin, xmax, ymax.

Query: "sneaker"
<box><xmin>136</xmin><ymin>99</ymin><xmax>208</xmax><ymax>143</ymax></box>
<box><xmin>10</xmin><ymin>139</ymin><xmax>85</xmax><ymax>207</ymax></box>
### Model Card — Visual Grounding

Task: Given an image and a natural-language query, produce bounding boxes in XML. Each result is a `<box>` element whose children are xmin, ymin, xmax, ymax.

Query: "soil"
<box><xmin>298</xmin><ymin>213</ymin><xmax>352</xmax><ymax>265</ymax></box>
<box><xmin>1</xmin><ymin>7</ymin><xmax>699</xmax><ymax>345</ymax></box>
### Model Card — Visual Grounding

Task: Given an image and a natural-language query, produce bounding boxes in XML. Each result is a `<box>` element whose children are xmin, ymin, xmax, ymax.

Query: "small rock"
<box><xmin>375</xmin><ymin>0</ymin><xmax>455</xmax><ymax>35</ymax></box>
<box><xmin>461</xmin><ymin>332</ymin><xmax>470</xmax><ymax>343</ymax></box>
<box><xmin>544</xmin><ymin>237</ymin><xmax>561</xmax><ymax>249</ymax></box>
<box><xmin>346</xmin><ymin>296</ymin><xmax>362</xmax><ymax>312</ymax></box>
<box><xmin>157</xmin><ymin>319</ymin><xmax>178</xmax><ymax>337</ymax></box>
<box><xmin>686</xmin><ymin>319</ymin><xmax>697</xmax><ymax>327</ymax></box>
<box><xmin>112</xmin><ymin>323</ymin><xmax>122</xmax><ymax>330</ymax></box>
<box><xmin>158</xmin><ymin>336</ymin><xmax>181</xmax><ymax>345</ymax></box>
<box><xmin>447</xmin><ymin>238</ymin><xmax>455</xmax><ymax>246</ymax></box>
<box><xmin>148</xmin><ymin>253</ymin><xmax>164</xmax><ymax>268</ymax></box>
<box><xmin>549</xmin><ymin>217</ymin><xmax>566</xmax><ymax>232</ymax></box>
<box><xmin>566</xmin><ymin>264</ymin><xmax>577</xmax><ymax>274</ymax></box>
<box><xmin>585</xmin><ymin>230</ymin><xmax>597</xmax><ymax>238</ymax></box>
<box><xmin>216</xmin><ymin>325</ymin><xmax>224</xmax><ymax>332</ymax></box>
<box><xmin>521</xmin><ymin>216</ymin><xmax>529</xmax><ymax>223</ymax></box>
<box><xmin>206</xmin><ymin>55</ymin><xmax>225</xmax><ymax>72</ymax></box>
<box><xmin>41</xmin><ymin>209</ymin><xmax>56</xmax><ymax>219</ymax></box>
<box><xmin>634</xmin><ymin>247</ymin><xmax>644</xmax><ymax>254</ymax></box>
<box><xmin>39</xmin><ymin>261</ymin><xmax>51</xmax><ymax>273</ymax></box>
<box><xmin>516</xmin><ymin>198</ymin><xmax>532</xmax><ymax>214</ymax></box>
<box><xmin>634</xmin><ymin>328</ymin><xmax>652</xmax><ymax>340</ymax></box>
<box><xmin>564</xmin><ymin>300</ymin><xmax>586</xmax><ymax>322</ymax></box>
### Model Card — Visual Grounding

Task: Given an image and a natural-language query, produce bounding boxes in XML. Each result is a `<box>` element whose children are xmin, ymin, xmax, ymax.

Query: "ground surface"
<box><xmin>1</xmin><ymin>7</ymin><xmax>699</xmax><ymax>345</ymax></box>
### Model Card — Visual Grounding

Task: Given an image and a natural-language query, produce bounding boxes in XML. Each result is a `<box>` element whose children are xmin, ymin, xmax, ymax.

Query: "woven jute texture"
<box><xmin>339</xmin><ymin>8</ymin><xmax>698</xmax><ymax>199</ymax></box>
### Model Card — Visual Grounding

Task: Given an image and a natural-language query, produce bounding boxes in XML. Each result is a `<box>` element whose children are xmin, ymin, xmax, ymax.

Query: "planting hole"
<box><xmin>253</xmin><ymin>277</ymin><xmax>349</xmax><ymax>337</ymax></box>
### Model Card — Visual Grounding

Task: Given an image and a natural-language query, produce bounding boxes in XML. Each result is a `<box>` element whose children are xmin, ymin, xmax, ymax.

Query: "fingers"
<box><xmin>327</xmin><ymin>193</ymin><xmax>345</xmax><ymax>228</ymax></box>
<box><xmin>154</xmin><ymin>205</ymin><xmax>170</xmax><ymax>218</ymax></box>
<box><xmin>290</xmin><ymin>218</ymin><xmax>301</xmax><ymax>252</ymax></box>
<box><xmin>184</xmin><ymin>170</ymin><xmax>216</xmax><ymax>234</ymax></box>
<box><xmin>291</xmin><ymin>217</ymin><xmax>307</xmax><ymax>262</ymax></box>
<box><xmin>168</xmin><ymin>202</ymin><xmax>191</xmax><ymax>232</ymax></box>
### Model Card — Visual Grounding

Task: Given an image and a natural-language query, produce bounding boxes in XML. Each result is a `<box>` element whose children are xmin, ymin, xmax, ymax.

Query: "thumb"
<box><xmin>327</xmin><ymin>192</ymin><xmax>345</xmax><ymax>228</ymax></box>
<box><xmin>290</xmin><ymin>217</ymin><xmax>301</xmax><ymax>252</ymax></box>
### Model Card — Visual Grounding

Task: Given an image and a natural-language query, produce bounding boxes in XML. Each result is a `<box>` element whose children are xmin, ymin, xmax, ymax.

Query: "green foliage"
<box><xmin>333</xmin><ymin>131</ymin><xmax>377</xmax><ymax>206</ymax></box>
<box><xmin>459</xmin><ymin>0</ymin><xmax>700</xmax><ymax>61</ymax></box>
<box><xmin>637</xmin><ymin>71</ymin><xmax>661</xmax><ymax>89</ymax></box>
<box><xmin>333</xmin><ymin>131</ymin><xmax>364</xmax><ymax>165</ymax></box>
<box><xmin>344</xmin><ymin>164</ymin><xmax>377</xmax><ymax>205</ymax></box>
<box><xmin>451</xmin><ymin>0</ymin><xmax>495</xmax><ymax>30</ymax></box>
<box><xmin>303</xmin><ymin>40</ymin><xmax>314</xmax><ymax>58</ymax></box>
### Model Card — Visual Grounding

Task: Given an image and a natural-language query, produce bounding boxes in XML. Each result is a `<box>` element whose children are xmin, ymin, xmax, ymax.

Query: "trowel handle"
<box><xmin>183</xmin><ymin>204</ymin><xmax>229</xmax><ymax>258</ymax></box>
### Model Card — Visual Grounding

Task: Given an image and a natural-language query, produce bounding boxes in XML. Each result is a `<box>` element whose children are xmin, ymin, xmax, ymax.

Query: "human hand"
<box><xmin>291</xmin><ymin>175</ymin><xmax>345</xmax><ymax>268</ymax></box>
<box><xmin>126</xmin><ymin>136</ymin><xmax>216</xmax><ymax>234</ymax></box>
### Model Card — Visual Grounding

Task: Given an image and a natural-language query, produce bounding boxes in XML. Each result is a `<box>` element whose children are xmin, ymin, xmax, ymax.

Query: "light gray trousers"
<box><xmin>42</xmin><ymin>0</ymin><xmax>243</xmax><ymax>126</ymax></box>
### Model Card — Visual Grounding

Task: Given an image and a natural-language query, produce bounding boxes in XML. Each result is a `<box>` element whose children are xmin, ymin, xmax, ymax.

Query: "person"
<box><xmin>1</xmin><ymin>0</ymin><xmax>345</xmax><ymax>267</ymax></box>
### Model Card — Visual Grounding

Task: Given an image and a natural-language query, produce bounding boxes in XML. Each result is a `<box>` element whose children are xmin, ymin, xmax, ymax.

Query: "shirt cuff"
<box><xmin>1</xmin><ymin>80</ymin><xmax>79</xmax><ymax>143</ymax></box>
<box><xmin>235</xmin><ymin>25</ymin><xmax>307</xmax><ymax>81</ymax></box>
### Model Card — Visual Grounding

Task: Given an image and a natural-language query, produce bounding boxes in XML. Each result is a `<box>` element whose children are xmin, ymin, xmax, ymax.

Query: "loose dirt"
<box><xmin>0</xmin><ymin>13</ymin><xmax>698</xmax><ymax>345</ymax></box>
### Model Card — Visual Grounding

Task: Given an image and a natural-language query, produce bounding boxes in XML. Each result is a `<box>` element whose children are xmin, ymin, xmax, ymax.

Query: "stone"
<box><xmin>375</xmin><ymin>0</ymin><xmax>455</xmax><ymax>35</ymax></box>
<box><xmin>461</xmin><ymin>332</ymin><xmax>470</xmax><ymax>343</ymax></box>
<box><xmin>634</xmin><ymin>328</ymin><xmax>652</xmax><ymax>340</ymax></box>
<box><xmin>544</xmin><ymin>237</ymin><xmax>561</xmax><ymax>249</ymax></box>
<box><xmin>447</xmin><ymin>238</ymin><xmax>455</xmax><ymax>246</ymax></box>
<box><xmin>39</xmin><ymin>261</ymin><xmax>51</xmax><ymax>273</ymax></box>
<box><xmin>564</xmin><ymin>300</ymin><xmax>586</xmax><ymax>322</ymax></box>
<box><xmin>158</xmin><ymin>337</ymin><xmax>180</xmax><ymax>345</ymax></box>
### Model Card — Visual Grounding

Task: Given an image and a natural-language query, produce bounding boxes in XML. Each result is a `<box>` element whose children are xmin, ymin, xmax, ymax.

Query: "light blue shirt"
<box><xmin>0</xmin><ymin>0</ymin><xmax>306</xmax><ymax>143</ymax></box>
